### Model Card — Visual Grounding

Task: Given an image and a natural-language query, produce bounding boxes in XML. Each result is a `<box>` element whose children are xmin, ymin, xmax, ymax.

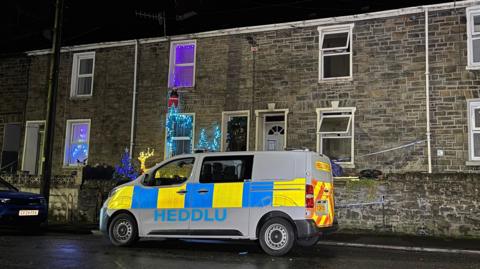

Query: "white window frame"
<box><xmin>21</xmin><ymin>120</ymin><xmax>46</xmax><ymax>175</ymax></box>
<box><xmin>318</xmin><ymin>24</ymin><xmax>354</xmax><ymax>81</ymax></box>
<box><xmin>70</xmin><ymin>52</ymin><xmax>95</xmax><ymax>98</ymax></box>
<box><xmin>221</xmin><ymin>110</ymin><xmax>250</xmax><ymax>151</ymax></box>
<box><xmin>168</xmin><ymin>40</ymin><xmax>197</xmax><ymax>88</ymax></box>
<box><xmin>467</xmin><ymin>6</ymin><xmax>480</xmax><ymax>69</ymax></box>
<box><xmin>467</xmin><ymin>99</ymin><xmax>480</xmax><ymax>162</ymax></box>
<box><xmin>318</xmin><ymin>114</ymin><xmax>352</xmax><ymax>135</ymax></box>
<box><xmin>316</xmin><ymin>106</ymin><xmax>356</xmax><ymax>168</ymax></box>
<box><xmin>164</xmin><ymin>113</ymin><xmax>195</xmax><ymax>159</ymax></box>
<box><xmin>63</xmin><ymin>119</ymin><xmax>91</xmax><ymax>167</ymax></box>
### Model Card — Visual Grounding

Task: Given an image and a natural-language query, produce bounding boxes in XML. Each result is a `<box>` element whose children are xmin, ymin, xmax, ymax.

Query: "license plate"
<box><xmin>18</xmin><ymin>210</ymin><xmax>39</xmax><ymax>216</ymax></box>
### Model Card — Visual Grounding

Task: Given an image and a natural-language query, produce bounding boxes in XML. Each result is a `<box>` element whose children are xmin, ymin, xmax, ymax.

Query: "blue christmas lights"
<box><xmin>166</xmin><ymin>105</ymin><xmax>193</xmax><ymax>158</ymax></box>
<box><xmin>114</xmin><ymin>149</ymin><xmax>138</xmax><ymax>181</ymax></box>
<box><xmin>196</xmin><ymin>124</ymin><xmax>221</xmax><ymax>152</ymax></box>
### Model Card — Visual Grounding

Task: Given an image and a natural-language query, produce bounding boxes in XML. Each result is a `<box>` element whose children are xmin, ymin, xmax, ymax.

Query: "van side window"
<box><xmin>200</xmin><ymin>156</ymin><xmax>253</xmax><ymax>183</ymax></box>
<box><xmin>145</xmin><ymin>158</ymin><xmax>195</xmax><ymax>186</ymax></box>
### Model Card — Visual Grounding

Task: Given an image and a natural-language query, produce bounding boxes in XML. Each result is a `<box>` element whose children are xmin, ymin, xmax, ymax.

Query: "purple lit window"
<box><xmin>65</xmin><ymin>121</ymin><xmax>90</xmax><ymax>166</ymax></box>
<box><xmin>169</xmin><ymin>42</ymin><xmax>196</xmax><ymax>88</ymax></box>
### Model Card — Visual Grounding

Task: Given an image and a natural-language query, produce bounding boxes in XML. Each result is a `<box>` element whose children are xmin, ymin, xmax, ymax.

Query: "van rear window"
<box><xmin>200</xmin><ymin>156</ymin><xmax>253</xmax><ymax>183</ymax></box>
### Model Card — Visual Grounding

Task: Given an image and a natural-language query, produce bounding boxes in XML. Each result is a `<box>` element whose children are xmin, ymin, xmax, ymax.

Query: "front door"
<box><xmin>22</xmin><ymin>122</ymin><xmax>45</xmax><ymax>175</ymax></box>
<box><xmin>137</xmin><ymin>157</ymin><xmax>195</xmax><ymax>236</ymax></box>
<box><xmin>186</xmin><ymin>155</ymin><xmax>253</xmax><ymax>237</ymax></box>
<box><xmin>264</xmin><ymin>118</ymin><xmax>285</xmax><ymax>151</ymax></box>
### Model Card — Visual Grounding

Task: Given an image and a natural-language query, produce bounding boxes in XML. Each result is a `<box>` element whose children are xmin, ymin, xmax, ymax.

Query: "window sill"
<box><xmin>318</xmin><ymin>77</ymin><xmax>353</xmax><ymax>83</ymax></box>
<box><xmin>70</xmin><ymin>95</ymin><xmax>92</xmax><ymax>100</ymax></box>
<box><xmin>465</xmin><ymin>65</ymin><xmax>480</xmax><ymax>70</ymax></box>
<box><xmin>465</xmin><ymin>161</ymin><xmax>480</xmax><ymax>166</ymax></box>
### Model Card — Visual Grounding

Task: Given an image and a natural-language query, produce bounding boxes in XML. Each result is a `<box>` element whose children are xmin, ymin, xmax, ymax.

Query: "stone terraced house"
<box><xmin>3</xmin><ymin>0</ymin><xmax>480</xmax><ymax>176</ymax></box>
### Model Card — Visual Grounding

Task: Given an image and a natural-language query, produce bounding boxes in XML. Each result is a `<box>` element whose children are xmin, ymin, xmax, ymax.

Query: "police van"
<box><xmin>100</xmin><ymin>150</ymin><xmax>336</xmax><ymax>256</ymax></box>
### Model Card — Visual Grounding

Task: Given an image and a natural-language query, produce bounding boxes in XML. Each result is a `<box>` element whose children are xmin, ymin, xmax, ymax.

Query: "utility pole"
<box><xmin>41</xmin><ymin>0</ymin><xmax>64</xmax><ymax>207</ymax></box>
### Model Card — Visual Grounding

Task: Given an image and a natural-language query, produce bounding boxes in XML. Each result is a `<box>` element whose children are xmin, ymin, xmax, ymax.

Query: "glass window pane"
<box><xmin>474</xmin><ymin>39</ymin><xmax>480</xmax><ymax>63</ymax></box>
<box><xmin>79</xmin><ymin>58</ymin><xmax>93</xmax><ymax>75</ymax></box>
<box><xmin>320</xmin><ymin>117</ymin><xmax>350</xmax><ymax>133</ymax></box>
<box><xmin>199</xmin><ymin>156</ymin><xmax>253</xmax><ymax>183</ymax></box>
<box><xmin>474</xmin><ymin>15</ymin><xmax>480</xmax><ymax>33</ymax></box>
<box><xmin>226</xmin><ymin>116</ymin><xmax>248</xmax><ymax>151</ymax></box>
<box><xmin>474</xmin><ymin>133</ymin><xmax>480</xmax><ymax>157</ymax></box>
<box><xmin>322</xmin><ymin>138</ymin><xmax>351</xmax><ymax>162</ymax></box>
<box><xmin>324</xmin><ymin>54</ymin><xmax>350</xmax><ymax>78</ymax></box>
<box><xmin>173</xmin><ymin>139</ymin><xmax>191</xmax><ymax>156</ymax></box>
<box><xmin>71</xmin><ymin>123</ymin><xmax>88</xmax><ymax>143</ymax></box>
<box><xmin>69</xmin><ymin>143</ymin><xmax>88</xmax><ymax>165</ymax></box>
<box><xmin>153</xmin><ymin>158</ymin><xmax>194</xmax><ymax>186</ymax></box>
<box><xmin>474</xmin><ymin>108</ymin><xmax>480</xmax><ymax>128</ymax></box>
<box><xmin>172</xmin><ymin>66</ymin><xmax>194</xmax><ymax>87</ymax></box>
<box><xmin>322</xmin><ymin>32</ymin><xmax>349</xmax><ymax>49</ymax></box>
<box><xmin>175</xmin><ymin>44</ymin><xmax>195</xmax><ymax>64</ymax></box>
<box><xmin>77</xmin><ymin>77</ymin><xmax>92</xmax><ymax>95</ymax></box>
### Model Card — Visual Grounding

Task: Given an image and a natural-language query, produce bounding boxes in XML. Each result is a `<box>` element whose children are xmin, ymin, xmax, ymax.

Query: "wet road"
<box><xmin>0</xmin><ymin>232</ymin><xmax>479</xmax><ymax>269</ymax></box>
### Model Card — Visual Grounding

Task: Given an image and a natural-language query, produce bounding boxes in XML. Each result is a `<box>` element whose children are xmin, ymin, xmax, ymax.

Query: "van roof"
<box><xmin>170</xmin><ymin>150</ymin><xmax>323</xmax><ymax>159</ymax></box>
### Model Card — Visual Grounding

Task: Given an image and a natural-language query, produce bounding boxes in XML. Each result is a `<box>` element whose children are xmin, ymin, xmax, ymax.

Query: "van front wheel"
<box><xmin>259</xmin><ymin>217</ymin><xmax>295</xmax><ymax>256</ymax></box>
<box><xmin>109</xmin><ymin>213</ymin><xmax>138</xmax><ymax>247</ymax></box>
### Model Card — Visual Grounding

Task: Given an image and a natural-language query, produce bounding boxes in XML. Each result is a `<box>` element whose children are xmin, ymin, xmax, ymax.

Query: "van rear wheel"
<box><xmin>259</xmin><ymin>217</ymin><xmax>295</xmax><ymax>256</ymax></box>
<box><xmin>108</xmin><ymin>213</ymin><xmax>138</xmax><ymax>247</ymax></box>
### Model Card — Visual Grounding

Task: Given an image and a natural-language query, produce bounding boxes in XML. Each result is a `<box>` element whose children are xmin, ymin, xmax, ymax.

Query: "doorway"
<box><xmin>1</xmin><ymin>123</ymin><xmax>21</xmax><ymax>173</ymax></box>
<box><xmin>22</xmin><ymin>121</ymin><xmax>45</xmax><ymax>175</ymax></box>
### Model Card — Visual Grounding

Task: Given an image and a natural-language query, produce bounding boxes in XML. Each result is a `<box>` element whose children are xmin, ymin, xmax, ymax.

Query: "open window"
<box><xmin>316</xmin><ymin>106</ymin><xmax>355</xmax><ymax>167</ymax></box>
<box><xmin>318</xmin><ymin>24</ymin><xmax>354</xmax><ymax>80</ymax></box>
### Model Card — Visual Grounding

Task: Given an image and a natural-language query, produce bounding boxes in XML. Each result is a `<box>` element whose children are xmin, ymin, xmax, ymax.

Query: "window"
<box><xmin>316</xmin><ymin>107</ymin><xmax>356</xmax><ymax>166</ymax></box>
<box><xmin>165</xmin><ymin>113</ymin><xmax>195</xmax><ymax>158</ymax></box>
<box><xmin>468</xmin><ymin>100</ymin><xmax>480</xmax><ymax>161</ymax></box>
<box><xmin>318</xmin><ymin>24</ymin><xmax>353</xmax><ymax>80</ymax></box>
<box><xmin>200</xmin><ymin>156</ymin><xmax>253</xmax><ymax>183</ymax></box>
<box><xmin>64</xmin><ymin>119</ymin><xmax>90</xmax><ymax>166</ymax></box>
<box><xmin>146</xmin><ymin>158</ymin><xmax>195</xmax><ymax>186</ymax></box>
<box><xmin>70</xmin><ymin>52</ymin><xmax>95</xmax><ymax>97</ymax></box>
<box><xmin>467</xmin><ymin>7</ymin><xmax>480</xmax><ymax>68</ymax></box>
<box><xmin>168</xmin><ymin>40</ymin><xmax>196</xmax><ymax>88</ymax></box>
<box><xmin>221</xmin><ymin>111</ymin><xmax>250</xmax><ymax>151</ymax></box>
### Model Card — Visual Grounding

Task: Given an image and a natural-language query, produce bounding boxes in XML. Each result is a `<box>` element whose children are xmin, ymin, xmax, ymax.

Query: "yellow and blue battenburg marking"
<box><xmin>108</xmin><ymin>179</ymin><xmax>307</xmax><ymax>210</ymax></box>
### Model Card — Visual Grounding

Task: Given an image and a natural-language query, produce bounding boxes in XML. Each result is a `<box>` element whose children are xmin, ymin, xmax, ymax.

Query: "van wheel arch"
<box><xmin>108</xmin><ymin>210</ymin><xmax>139</xmax><ymax>236</ymax></box>
<box><xmin>256</xmin><ymin>211</ymin><xmax>297</xmax><ymax>239</ymax></box>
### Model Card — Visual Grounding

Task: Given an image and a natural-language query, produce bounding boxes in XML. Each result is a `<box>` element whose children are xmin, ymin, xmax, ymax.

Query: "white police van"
<box><xmin>100</xmin><ymin>150</ymin><xmax>336</xmax><ymax>256</ymax></box>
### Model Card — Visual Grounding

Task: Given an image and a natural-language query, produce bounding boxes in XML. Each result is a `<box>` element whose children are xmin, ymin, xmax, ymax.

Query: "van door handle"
<box><xmin>176</xmin><ymin>190</ymin><xmax>187</xmax><ymax>194</ymax></box>
<box><xmin>197</xmin><ymin>189</ymin><xmax>209</xmax><ymax>194</ymax></box>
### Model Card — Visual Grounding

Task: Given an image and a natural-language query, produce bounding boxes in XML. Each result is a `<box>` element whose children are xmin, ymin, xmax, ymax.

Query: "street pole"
<box><xmin>41</xmin><ymin>0</ymin><xmax>64</xmax><ymax>208</ymax></box>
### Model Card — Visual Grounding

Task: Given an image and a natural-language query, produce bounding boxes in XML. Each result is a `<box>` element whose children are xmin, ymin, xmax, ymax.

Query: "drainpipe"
<box><xmin>425</xmin><ymin>9</ymin><xmax>432</xmax><ymax>173</ymax></box>
<box><xmin>129</xmin><ymin>40</ymin><xmax>139</xmax><ymax>158</ymax></box>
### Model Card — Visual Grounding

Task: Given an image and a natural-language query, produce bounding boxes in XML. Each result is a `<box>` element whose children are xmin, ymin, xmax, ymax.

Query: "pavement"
<box><xmin>44</xmin><ymin>223</ymin><xmax>480</xmax><ymax>254</ymax></box>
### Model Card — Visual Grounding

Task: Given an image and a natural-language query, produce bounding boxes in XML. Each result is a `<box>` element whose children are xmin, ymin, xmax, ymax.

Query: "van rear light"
<box><xmin>306</xmin><ymin>184</ymin><xmax>314</xmax><ymax>208</ymax></box>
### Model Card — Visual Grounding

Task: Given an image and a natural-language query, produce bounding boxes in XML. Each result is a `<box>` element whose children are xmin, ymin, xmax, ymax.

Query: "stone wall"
<box><xmin>334</xmin><ymin>173</ymin><xmax>480</xmax><ymax>238</ymax></box>
<box><xmin>0</xmin><ymin>56</ymin><xmax>29</xmax><ymax>165</ymax></box>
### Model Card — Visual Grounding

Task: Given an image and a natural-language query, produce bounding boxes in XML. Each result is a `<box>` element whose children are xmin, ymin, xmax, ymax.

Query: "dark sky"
<box><xmin>0</xmin><ymin>0</ymin><xmax>457</xmax><ymax>55</ymax></box>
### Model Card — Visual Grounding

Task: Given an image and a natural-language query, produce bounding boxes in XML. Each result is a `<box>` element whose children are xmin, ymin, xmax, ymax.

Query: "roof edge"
<box><xmin>26</xmin><ymin>0</ymin><xmax>478</xmax><ymax>56</ymax></box>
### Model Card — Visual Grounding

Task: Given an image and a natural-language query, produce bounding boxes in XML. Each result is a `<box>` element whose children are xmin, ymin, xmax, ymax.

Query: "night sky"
<box><xmin>1</xmin><ymin>0</ymin><xmax>456</xmax><ymax>55</ymax></box>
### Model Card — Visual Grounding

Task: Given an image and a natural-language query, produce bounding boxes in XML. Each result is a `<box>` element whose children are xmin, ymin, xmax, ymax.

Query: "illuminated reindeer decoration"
<box><xmin>137</xmin><ymin>147</ymin><xmax>155</xmax><ymax>173</ymax></box>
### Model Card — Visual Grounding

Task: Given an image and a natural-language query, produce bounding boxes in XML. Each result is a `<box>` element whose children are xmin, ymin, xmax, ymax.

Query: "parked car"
<box><xmin>0</xmin><ymin>177</ymin><xmax>47</xmax><ymax>229</ymax></box>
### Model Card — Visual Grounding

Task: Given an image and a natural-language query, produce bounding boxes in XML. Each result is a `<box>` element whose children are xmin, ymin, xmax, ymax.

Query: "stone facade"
<box><xmin>334</xmin><ymin>173</ymin><xmax>480</xmax><ymax>238</ymax></box>
<box><xmin>1</xmin><ymin>3</ymin><xmax>480</xmax><ymax>175</ymax></box>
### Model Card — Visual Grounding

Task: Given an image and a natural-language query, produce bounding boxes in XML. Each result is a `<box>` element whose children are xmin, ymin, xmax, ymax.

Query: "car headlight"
<box><xmin>0</xmin><ymin>198</ymin><xmax>10</xmax><ymax>204</ymax></box>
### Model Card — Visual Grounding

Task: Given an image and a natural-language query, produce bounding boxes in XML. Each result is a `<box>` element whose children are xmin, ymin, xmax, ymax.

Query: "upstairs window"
<box><xmin>316</xmin><ymin>107</ymin><xmax>356</xmax><ymax>167</ymax></box>
<box><xmin>318</xmin><ymin>24</ymin><xmax>353</xmax><ymax>80</ymax></box>
<box><xmin>467</xmin><ymin>7</ymin><xmax>480</xmax><ymax>68</ymax></box>
<box><xmin>468</xmin><ymin>100</ymin><xmax>480</xmax><ymax>161</ymax></box>
<box><xmin>70</xmin><ymin>52</ymin><xmax>95</xmax><ymax>97</ymax></box>
<box><xmin>168</xmin><ymin>40</ymin><xmax>196</xmax><ymax>88</ymax></box>
<box><xmin>64</xmin><ymin>119</ymin><xmax>90</xmax><ymax>166</ymax></box>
